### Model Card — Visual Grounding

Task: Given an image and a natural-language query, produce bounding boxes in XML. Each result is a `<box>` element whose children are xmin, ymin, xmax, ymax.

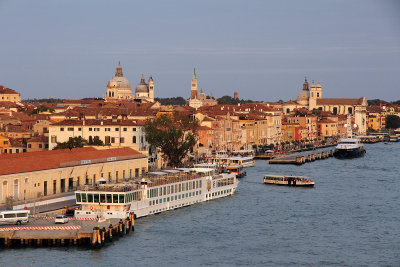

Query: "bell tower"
<box><xmin>148</xmin><ymin>76</ymin><xmax>155</xmax><ymax>102</ymax></box>
<box><xmin>190</xmin><ymin>68</ymin><xmax>198</xmax><ymax>99</ymax></box>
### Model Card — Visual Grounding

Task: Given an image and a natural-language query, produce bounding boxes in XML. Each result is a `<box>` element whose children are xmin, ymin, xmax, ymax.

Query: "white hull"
<box><xmin>75</xmin><ymin>172</ymin><xmax>238</xmax><ymax>220</ymax></box>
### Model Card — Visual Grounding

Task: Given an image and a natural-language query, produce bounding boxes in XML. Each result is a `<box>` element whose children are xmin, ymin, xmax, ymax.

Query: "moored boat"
<box><xmin>333</xmin><ymin>138</ymin><xmax>366</xmax><ymax>159</ymax></box>
<box><xmin>263</xmin><ymin>174</ymin><xmax>314</xmax><ymax>187</ymax></box>
<box><xmin>74</xmin><ymin>168</ymin><xmax>238</xmax><ymax>220</ymax></box>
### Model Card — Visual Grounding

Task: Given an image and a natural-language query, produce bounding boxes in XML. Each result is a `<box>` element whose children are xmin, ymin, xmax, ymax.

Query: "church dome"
<box><xmin>109</xmin><ymin>76</ymin><xmax>131</xmax><ymax>88</ymax></box>
<box><xmin>135</xmin><ymin>75</ymin><xmax>149</xmax><ymax>93</ymax></box>
<box><xmin>297</xmin><ymin>89</ymin><xmax>309</xmax><ymax>104</ymax></box>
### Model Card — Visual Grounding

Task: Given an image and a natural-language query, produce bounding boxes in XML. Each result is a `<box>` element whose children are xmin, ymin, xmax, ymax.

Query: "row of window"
<box><xmin>206</xmin><ymin>189</ymin><xmax>232</xmax><ymax>198</ymax></box>
<box><xmin>147</xmin><ymin>180</ymin><xmax>202</xmax><ymax>198</ymax></box>
<box><xmin>149</xmin><ymin>190</ymin><xmax>202</xmax><ymax>206</ymax></box>
<box><xmin>76</xmin><ymin>191</ymin><xmax>143</xmax><ymax>204</ymax></box>
<box><xmin>149</xmin><ymin>200</ymin><xmax>201</xmax><ymax>214</ymax></box>
<box><xmin>60</xmin><ymin>127</ymin><xmax>138</xmax><ymax>132</ymax></box>
<box><xmin>216</xmin><ymin>178</ymin><xmax>235</xmax><ymax>187</ymax></box>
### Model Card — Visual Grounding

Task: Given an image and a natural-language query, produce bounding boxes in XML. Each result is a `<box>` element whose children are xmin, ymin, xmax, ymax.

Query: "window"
<box><xmin>78</xmin><ymin>128</ymin><xmax>82</xmax><ymax>131</ymax></box>
<box><xmin>115</xmin><ymin>128</ymin><xmax>119</xmax><ymax>131</ymax></box>
<box><xmin>133</xmin><ymin>136</ymin><xmax>137</xmax><ymax>143</ymax></box>
<box><xmin>67</xmin><ymin>127</ymin><xmax>74</xmax><ymax>131</ymax></box>
<box><xmin>132</xmin><ymin>128</ymin><xmax>136</xmax><ymax>131</ymax></box>
<box><xmin>89</xmin><ymin>128</ymin><xmax>93</xmax><ymax>131</ymax></box>
<box><xmin>111</xmin><ymin>137</ymin><xmax>115</xmax><ymax>143</ymax></box>
<box><xmin>120</xmin><ymin>137</ymin><xmax>125</xmax><ymax>143</ymax></box>
<box><xmin>60</xmin><ymin>127</ymin><xmax>64</xmax><ymax>131</ymax></box>
<box><xmin>87</xmin><ymin>193</ymin><xmax>93</xmax><ymax>202</ymax></box>
<box><xmin>113</xmin><ymin>194</ymin><xmax>118</xmax><ymax>203</ymax></box>
<box><xmin>106</xmin><ymin>194</ymin><xmax>112</xmax><ymax>203</ymax></box>
<box><xmin>28</xmin><ymin>144</ymin><xmax>31</xmax><ymax>148</ymax></box>
<box><xmin>39</xmin><ymin>144</ymin><xmax>42</xmax><ymax>148</ymax></box>
<box><xmin>123</xmin><ymin>128</ymin><xmax>127</xmax><ymax>131</ymax></box>
<box><xmin>51</xmin><ymin>136</ymin><xmax>57</xmax><ymax>143</ymax></box>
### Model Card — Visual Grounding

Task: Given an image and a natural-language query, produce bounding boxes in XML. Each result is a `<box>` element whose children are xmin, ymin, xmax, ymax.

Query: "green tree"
<box><xmin>144</xmin><ymin>114</ymin><xmax>198</xmax><ymax>167</ymax></box>
<box><xmin>53</xmin><ymin>136</ymin><xmax>88</xmax><ymax>150</ymax></box>
<box><xmin>385</xmin><ymin>115</ymin><xmax>400</xmax><ymax>129</ymax></box>
<box><xmin>89</xmin><ymin>136</ymin><xmax>104</xmax><ymax>146</ymax></box>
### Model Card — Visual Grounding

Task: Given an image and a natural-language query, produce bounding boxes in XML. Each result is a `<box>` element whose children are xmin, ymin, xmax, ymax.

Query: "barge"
<box><xmin>263</xmin><ymin>174</ymin><xmax>315</xmax><ymax>187</ymax></box>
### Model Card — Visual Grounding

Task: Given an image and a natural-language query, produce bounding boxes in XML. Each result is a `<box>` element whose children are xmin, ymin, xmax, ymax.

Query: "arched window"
<box><xmin>333</xmin><ymin>107</ymin><xmax>338</xmax><ymax>115</ymax></box>
<box><xmin>286</xmin><ymin>108</ymin><xmax>290</xmax><ymax>114</ymax></box>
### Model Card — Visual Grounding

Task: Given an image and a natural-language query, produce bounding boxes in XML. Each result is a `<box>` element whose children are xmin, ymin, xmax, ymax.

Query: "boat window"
<box><xmin>87</xmin><ymin>193</ymin><xmax>93</xmax><ymax>202</ymax></box>
<box><xmin>82</xmin><ymin>193</ymin><xmax>87</xmax><ymax>202</ymax></box>
<box><xmin>76</xmin><ymin>193</ymin><xmax>82</xmax><ymax>202</ymax></box>
<box><xmin>106</xmin><ymin>194</ymin><xmax>112</xmax><ymax>203</ymax></box>
<box><xmin>94</xmin><ymin>194</ymin><xmax>99</xmax><ymax>203</ymax></box>
<box><xmin>119</xmin><ymin>194</ymin><xmax>125</xmax><ymax>203</ymax></box>
<box><xmin>113</xmin><ymin>194</ymin><xmax>118</xmax><ymax>203</ymax></box>
<box><xmin>0</xmin><ymin>215</ymin><xmax>3</xmax><ymax>218</ymax></box>
<box><xmin>17</xmin><ymin>213</ymin><xmax>28</xmax><ymax>218</ymax></box>
<box><xmin>163</xmin><ymin>187</ymin><xmax>166</xmax><ymax>195</ymax></box>
<box><xmin>100</xmin><ymin>194</ymin><xmax>106</xmax><ymax>203</ymax></box>
<box><xmin>167</xmin><ymin>186</ymin><xmax>170</xmax><ymax>195</ymax></box>
<box><xmin>4</xmin><ymin>213</ymin><xmax>16</xmax><ymax>218</ymax></box>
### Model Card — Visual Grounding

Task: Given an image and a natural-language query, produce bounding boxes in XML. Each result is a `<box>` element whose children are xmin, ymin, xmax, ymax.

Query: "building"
<box><xmin>27</xmin><ymin>135</ymin><xmax>49</xmax><ymax>152</ymax></box>
<box><xmin>188</xmin><ymin>69</ymin><xmax>217</xmax><ymax>108</ymax></box>
<box><xmin>105</xmin><ymin>62</ymin><xmax>134</xmax><ymax>101</ymax></box>
<box><xmin>48</xmin><ymin>119</ymin><xmax>149</xmax><ymax>153</ymax></box>
<box><xmin>0</xmin><ymin>147</ymin><xmax>148</xmax><ymax>205</ymax></box>
<box><xmin>134</xmin><ymin>75</ymin><xmax>155</xmax><ymax>102</ymax></box>
<box><xmin>0</xmin><ymin>85</ymin><xmax>21</xmax><ymax>103</ymax></box>
<box><xmin>282</xmin><ymin>79</ymin><xmax>367</xmax><ymax>134</ymax></box>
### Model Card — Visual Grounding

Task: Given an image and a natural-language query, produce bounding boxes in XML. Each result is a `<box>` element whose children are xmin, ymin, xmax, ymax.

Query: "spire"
<box><xmin>193</xmin><ymin>68</ymin><xmax>196</xmax><ymax>80</ymax></box>
<box><xmin>115</xmin><ymin>62</ymin><xmax>123</xmax><ymax>77</ymax></box>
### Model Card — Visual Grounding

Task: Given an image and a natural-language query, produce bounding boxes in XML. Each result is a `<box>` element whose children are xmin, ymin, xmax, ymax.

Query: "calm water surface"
<box><xmin>1</xmin><ymin>143</ymin><xmax>399</xmax><ymax>266</ymax></box>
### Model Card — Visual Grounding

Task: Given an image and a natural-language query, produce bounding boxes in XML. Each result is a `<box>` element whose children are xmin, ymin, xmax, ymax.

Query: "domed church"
<box><xmin>105</xmin><ymin>62</ymin><xmax>133</xmax><ymax>101</ymax></box>
<box><xmin>135</xmin><ymin>74</ymin><xmax>154</xmax><ymax>102</ymax></box>
<box><xmin>105</xmin><ymin>62</ymin><xmax>154</xmax><ymax>102</ymax></box>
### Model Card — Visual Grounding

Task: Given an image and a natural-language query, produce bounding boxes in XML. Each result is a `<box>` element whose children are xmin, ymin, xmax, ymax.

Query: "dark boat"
<box><xmin>333</xmin><ymin>138</ymin><xmax>366</xmax><ymax>159</ymax></box>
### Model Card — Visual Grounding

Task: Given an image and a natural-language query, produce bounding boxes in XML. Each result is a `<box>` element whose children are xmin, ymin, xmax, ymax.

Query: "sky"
<box><xmin>0</xmin><ymin>0</ymin><xmax>399</xmax><ymax>101</ymax></box>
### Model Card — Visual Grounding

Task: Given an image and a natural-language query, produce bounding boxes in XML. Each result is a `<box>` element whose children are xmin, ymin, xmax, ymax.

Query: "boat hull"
<box><xmin>333</xmin><ymin>148</ymin><xmax>365</xmax><ymax>159</ymax></box>
<box><xmin>263</xmin><ymin>180</ymin><xmax>314</xmax><ymax>187</ymax></box>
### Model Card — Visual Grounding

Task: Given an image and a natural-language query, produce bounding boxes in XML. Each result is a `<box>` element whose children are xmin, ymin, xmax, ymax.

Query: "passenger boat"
<box><xmin>263</xmin><ymin>174</ymin><xmax>314</xmax><ymax>187</ymax></box>
<box><xmin>211</xmin><ymin>156</ymin><xmax>255</xmax><ymax>168</ymax></box>
<box><xmin>333</xmin><ymin>138</ymin><xmax>366</xmax><ymax>159</ymax></box>
<box><xmin>74</xmin><ymin>168</ymin><xmax>238</xmax><ymax>220</ymax></box>
<box><xmin>223</xmin><ymin>164</ymin><xmax>246</xmax><ymax>178</ymax></box>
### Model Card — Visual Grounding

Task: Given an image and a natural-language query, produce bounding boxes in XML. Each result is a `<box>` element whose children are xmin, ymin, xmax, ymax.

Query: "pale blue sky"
<box><xmin>0</xmin><ymin>0</ymin><xmax>399</xmax><ymax>101</ymax></box>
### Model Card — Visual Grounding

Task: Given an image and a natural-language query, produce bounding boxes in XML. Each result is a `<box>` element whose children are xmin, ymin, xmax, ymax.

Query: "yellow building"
<box><xmin>0</xmin><ymin>135</ymin><xmax>10</xmax><ymax>154</ymax></box>
<box><xmin>0</xmin><ymin>147</ymin><xmax>148</xmax><ymax>205</ymax></box>
<box><xmin>0</xmin><ymin>85</ymin><xmax>21</xmax><ymax>103</ymax></box>
<box><xmin>319</xmin><ymin>118</ymin><xmax>338</xmax><ymax>138</ymax></box>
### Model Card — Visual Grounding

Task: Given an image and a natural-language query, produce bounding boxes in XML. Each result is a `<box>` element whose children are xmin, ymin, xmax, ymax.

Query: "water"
<box><xmin>1</xmin><ymin>143</ymin><xmax>399</xmax><ymax>266</ymax></box>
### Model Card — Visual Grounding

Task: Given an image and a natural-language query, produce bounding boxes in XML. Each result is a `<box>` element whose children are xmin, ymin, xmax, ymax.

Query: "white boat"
<box><xmin>211</xmin><ymin>156</ymin><xmax>255</xmax><ymax>168</ymax></box>
<box><xmin>74</xmin><ymin>168</ymin><xmax>238</xmax><ymax>219</ymax></box>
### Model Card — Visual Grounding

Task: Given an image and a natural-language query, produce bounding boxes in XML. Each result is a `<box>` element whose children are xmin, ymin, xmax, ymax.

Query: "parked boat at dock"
<box><xmin>263</xmin><ymin>174</ymin><xmax>314</xmax><ymax>187</ymax></box>
<box><xmin>74</xmin><ymin>168</ymin><xmax>238</xmax><ymax>220</ymax></box>
<box><xmin>333</xmin><ymin>138</ymin><xmax>366</xmax><ymax>159</ymax></box>
<box><xmin>223</xmin><ymin>164</ymin><xmax>246</xmax><ymax>178</ymax></box>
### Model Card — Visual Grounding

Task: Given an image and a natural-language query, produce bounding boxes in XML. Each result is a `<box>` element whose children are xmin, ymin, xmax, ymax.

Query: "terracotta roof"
<box><xmin>8</xmin><ymin>138</ymin><xmax>25</xmax><ymax>147</ymax></box>
<box><xmin>317</xmin><ymin>98</ymin><xmax>364</xmax><ymax>105</ymax></box>
<box><xmin>51</xmin><ymin>119</ymin><xmax>145</xmax><ymax>126</ymax></box>
<box><xmin>197</xmin><ymin>126</ymin><xmax>213</xmax><ymax>131</ymax></box>
<box><xmin>0</xmin><ymin>147</ymin><xmax>145</xmax><ymax>176</ymax></box>
<box><xmin>27</xmin><ymin>135</ymin><xmax>48</xmax><ymax>143</ymax></box>
<box><xmin>0</xmin><ymin>86</ymin><xmax>20</xmax><ymax>95</ymax></box>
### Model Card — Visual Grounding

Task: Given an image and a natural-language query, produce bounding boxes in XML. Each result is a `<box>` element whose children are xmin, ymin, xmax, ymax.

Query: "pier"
<box><xmin>268</xmin><ymin>150</ymin><xmax>334</xmax><ymax>165</ymax></box>
<box><xmin>0</xmin><ymin>212</ymin><xmax>135</xmax><ymax>249</ymax></box>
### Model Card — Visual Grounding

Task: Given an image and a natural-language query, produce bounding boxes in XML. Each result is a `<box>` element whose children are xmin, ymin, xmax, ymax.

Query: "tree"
<box><xmin>89</xmin><ymin>136</ymin><xmax>104</xmax><ymax>146</ymax></box>
<box><xmin>385</xmin><ymin>115</ymin><xmax>400</xmax><ymax>129</ymax></box>
<box><xmin>144</xmin><ymin>114</ymin><xmax>198</xmax><ymax>167</ymax></box>
<box><xmin>53</xmin><ymin>136</ymin><xmax>88</xmax><ymax>150</ymax></box>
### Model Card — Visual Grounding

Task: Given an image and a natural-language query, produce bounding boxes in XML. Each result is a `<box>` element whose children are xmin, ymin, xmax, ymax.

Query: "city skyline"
<box><xmin>0</xmin><ymin>0</ymin><xmax>399</xmax><ymax>101</ymax></box>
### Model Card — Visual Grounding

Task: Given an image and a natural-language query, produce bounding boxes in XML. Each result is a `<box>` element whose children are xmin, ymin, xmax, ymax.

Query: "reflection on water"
<box><xmin>1</xmin><ymin>143</ymin><xmax>399</xmax><ymax>267</ymax></box>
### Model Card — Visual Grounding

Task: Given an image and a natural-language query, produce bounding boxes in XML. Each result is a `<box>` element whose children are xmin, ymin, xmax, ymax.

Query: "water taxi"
<box><xmin>74</xmin><ymin>168</ymin><xmax>238</xmax><ymax>220</ymax></box>
<box><xmin>211</xmin><ymin>156</ymin><xmax>255</xmax><ymax>168</ymax></box>
<box><xmin>263</xmin><ymin>174</ymin><xmax>314</xmax><ymax>187</ymax></box>
<box><xmin>223</xmin><ymin>164</ymin><xmax>246</xmax><ymax>178</ymax></box>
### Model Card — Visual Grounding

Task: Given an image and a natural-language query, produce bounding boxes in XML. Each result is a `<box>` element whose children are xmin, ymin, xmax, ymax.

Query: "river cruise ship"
<box><xmin>263</xmin><ymin>174</ymin><xmax>314</xmax><ymax>187</ymax></box>
<box><xmin>74</xmin><ymin>168</ymin><xmax>238</xmax><ymax>219</ymax></box>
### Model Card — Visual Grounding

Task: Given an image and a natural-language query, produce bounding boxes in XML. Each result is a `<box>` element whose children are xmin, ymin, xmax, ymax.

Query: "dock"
<box><xmin>268</xmin><ymin>150</ymin><xmax>334</xmax><ymax>165</ymax></box>
<box><xmin>0</xmin><ymin>212</ymin><xmax>135</xmax><ymax>249</ymax></box>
